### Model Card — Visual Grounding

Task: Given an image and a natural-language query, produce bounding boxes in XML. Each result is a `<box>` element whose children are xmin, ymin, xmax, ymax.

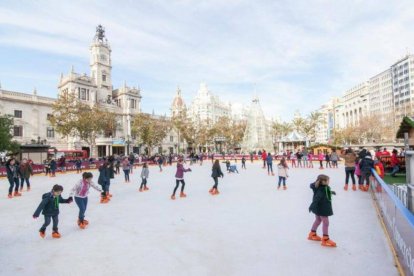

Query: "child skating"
<box><xmin>33</xmin><ymin>184</ymin><xmax>73</xmax><ymax>238</ymax></box>
<box><xmin>308</xmin><ymin>174</ymin><xmax>337</xmax><ymax>247</ymax></box>
<box><xmin>171</xmin><ymin>159</ymin><xmax>191</xmax><ymax>200</ymax></box>
<box><xmin>277</xmin><ymin>158</ymin><xmax>289</xmax><ymax>190</ymax></box>
<box><xmin>139</xmin><ymin>163</ymin><xmax>150</xmax><ymax>192</ymax></box>
<box><xmin>210</xmin><ymin>160</ymin><xmax>224</xmax><ymax>195</ymax></box>
<box><xmin>69</xmin><ymin>172</ymin><xmax>102</xmax><ymax>229</ymax></box>
<box><xmin>241</xmin><ymin>156</ymin><xmax>246</xmax><ymax>169</ymax></box>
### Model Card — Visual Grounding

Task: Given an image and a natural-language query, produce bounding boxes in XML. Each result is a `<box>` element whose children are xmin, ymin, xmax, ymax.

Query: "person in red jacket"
<box><xmin>261</xmin><ymin>150</ymin><xmax>267</xmax><ymax>169</ymax></box>
<box><xmin>374</xmin><ymin>158</ymin><xmax>385</xmax><ymax>178</ymax></box>
<box><xmin>390</xmin><ymin>149</ymin><xmax>399</xmax><ymax>177</ymax></box>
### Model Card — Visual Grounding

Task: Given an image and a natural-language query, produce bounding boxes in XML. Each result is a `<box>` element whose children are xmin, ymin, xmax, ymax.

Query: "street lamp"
<box><xmin>126</xmin><ymin>135</ymin><xmax>131</xmax><ymax>155</ymax></box>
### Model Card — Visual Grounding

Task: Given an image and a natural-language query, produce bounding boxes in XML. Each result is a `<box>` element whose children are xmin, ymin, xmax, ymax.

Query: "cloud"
<box><xmin>1</xmin><ymin>0</ymin><xmax>414</xmax><ymax>120</ymax></box>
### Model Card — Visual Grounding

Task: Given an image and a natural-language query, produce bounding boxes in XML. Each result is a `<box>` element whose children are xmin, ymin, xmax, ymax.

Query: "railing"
<box><xmin>371</xmin><ymin>170</ymin><xmax>414</xmax><ymax>276</ymax></box>
<box><xmin>388</xmin><ymin>184</ymin><xmax>414</xmax><ymax>211</ymax></box>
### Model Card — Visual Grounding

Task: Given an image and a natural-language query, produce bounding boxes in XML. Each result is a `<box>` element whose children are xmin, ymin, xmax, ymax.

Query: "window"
<box><xmin>14</xmin><ymin>110</ymin><xmax>22</xmax><ymax>118</ymax></box>
<box><xmin>47</xmin><ymin>127</ymin><xmax>55</xmax><ymax>138</ymax></box>
<box><xmin>170</xmin><ymin>136</ymin><xmax>174</xmax><ymax>142</ymax></box>
<box><xmin>102</xmin><ymin>74</ymin><xmax>106</xmax><ymax>82</ymax></box>
<box><xmin>78</xmin><ymin>88</ymin><xmax>90</xmax><ymax>101</ymax></box>
<box><xmin>13</xmin><ymin>126</ymin><xmax>23</xmax><ymax>137</ymax></box>
<box><xmin>130</xmin><ymin>99</ymin><xmax>137</xmax><ymax>109</ymax></box>
<box><xmin>47</xmin><ymin>114</ymin><xmax>53</xmax><ymax>120</ymax></box>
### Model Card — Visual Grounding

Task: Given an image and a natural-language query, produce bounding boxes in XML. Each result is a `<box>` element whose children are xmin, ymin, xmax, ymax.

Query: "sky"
<box><xmin>1</xmin><ymin>0</ymin><xmax>414</xmax><ymax>121</ymax></box>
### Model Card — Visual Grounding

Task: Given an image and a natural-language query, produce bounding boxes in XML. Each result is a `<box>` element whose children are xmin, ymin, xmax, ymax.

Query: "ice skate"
<box><xmin>52</xmin><ymin>231</ymin><xmax>61</xmax><ymax>239</ymax></box>
<box><xmin>352</xmin><ymin>184</ymin><xmax>356</xmax><ymax>191</ymax></box>
<box><xmin>321</xmin><ymin>236</ymin><xmax>337</xmax><ymax>247</ymax></box>
<box><xmin>209</xmin><ymin>188</ymin><xmax>214</xmax><ymax>194</ymax></box>
<box><xmin>39</xmin><ymin>230</ymin><xmax>46</xmax><ymax>238</ymax></box>
<box><xmin>171</xmin><ymin>195</ymin><xmax>176</xmax><ymax>200</ymax></box>
<box><xmin>308</xmin><ymin>231</ymin><xmax>322</xmax><ymax>241</ymax></box>
<box><xmin>78</xmin><ymin>221</ymin><xmax>86</xmax><ymax>229</ymax></box>
<box><xmin>139</xmin><ymin>188</ymin><xmax>143</xmax><ymax>192</ymax></box>
<box><xmin>283</xmin><ymin>186</ymin><xmax>287</xmax><ymax>190</ymax></box>
<box><xmin>344</xmin><ymin>184</ymin><xmax>348</xmax><ymax>191</ymax></box>
<box><xmin>100</xmin><ymin>196</ymin><xmax>109</xmax><ymax>204</ymax></box>
<box><xmin>212</xmin><ymin>189</ymin><xmax>220</xmax><ymax>195</ymax></box>
<box><xmin>7</xmin><ymin>194</ymin><xmax>12</xmax><ymax>199</ymax></box>
<box><xmin>277</xmin><ymin>186</ymin><xmax>281</xmax><ymax>190</ymax></box>
<box><xmin>180</xmin><ymin>192</ymin><xmax>187</xmax><ymax>198</ymax></box>
<box><xmin>106</xmin><ymin>192</ymin><xmax>113</xmax><ymax>198</ymax></box>
<box><xmin>13</xmin><ymin>191</ymin><xmax>22</xmax><ymax>197</ymax></box>
<box><xmin>27</xmin><ymin>187</ymin><xmax>31</xmax><ymax>191</ymax></box>
<box><xmin>358</xmin><ymin>185</ymin><xmax>364</xmax><ymax>190</ymax></box>
<box><xmin>144</xmin><ymin>187</ymin><xmax>149</xmax><ymax>191</ymax></box>
<box><xmin>363</xmin><ymin>185</ymin><xmax>369</xmax><ymax>192</ymax></box>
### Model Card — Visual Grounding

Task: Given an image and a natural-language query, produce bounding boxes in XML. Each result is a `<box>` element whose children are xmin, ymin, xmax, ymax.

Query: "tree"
<box><xmin>292</xmin><ymin>116</ymin><xmax>306</xmax><ymax>132</ymax></box>
<box><xmin>0</xmin><ymin>114</ymin><xmax>20</xmax><ymax>153</ymax></box>
<box><xmin>131</xmin><ymin>113</ymin><xmax>170</xmax><ymax>155</ymax></box>
<box><xmin>49</xmin><ymin>93</ymin><xmax>118</xmax><ymax>157</ymax></box>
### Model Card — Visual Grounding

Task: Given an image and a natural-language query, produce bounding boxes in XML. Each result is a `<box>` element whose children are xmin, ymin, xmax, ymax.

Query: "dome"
<box><xmin>172</xmin><ymin>87</ymin><xmax>185</xmax><ymax>109</ymax></box>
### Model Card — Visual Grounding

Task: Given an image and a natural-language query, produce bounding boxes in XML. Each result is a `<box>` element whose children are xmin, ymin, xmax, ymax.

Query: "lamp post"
<box><xmin>126</xmin><ymin>135</ymin><xmax>131</xmax><ymax>155</ymax></box>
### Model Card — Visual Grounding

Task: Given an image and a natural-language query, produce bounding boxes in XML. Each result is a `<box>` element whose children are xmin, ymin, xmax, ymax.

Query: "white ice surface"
<box><xmin>0</xmin><ymin>162</ymin><xmax>398</xmax><ymax>276</ymax></box>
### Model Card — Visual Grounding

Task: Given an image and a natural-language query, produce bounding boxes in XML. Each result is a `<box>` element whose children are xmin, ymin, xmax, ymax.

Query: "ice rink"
<box><xmin>0</xmin><ymin>161</ymin><xmax>399</xmax><ymax>276</ymax></box>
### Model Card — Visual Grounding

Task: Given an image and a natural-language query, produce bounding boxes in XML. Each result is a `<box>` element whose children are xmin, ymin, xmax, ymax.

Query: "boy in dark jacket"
<box><xmin>359</xmin><ymin>153</ymin><xmax>374</xmax><ymax>191</ymax></box>
<box><xmin>98</xmin><ymin>162</ymin><xmax>112</xmax><ymax>203</ymax></box>
<box><xmin>6</xmin><ymin>158</ymin><xmax>21</xmax><ymax>198</ymax></box>
<box><xmin>209</xmin><ymin>160</ymin><xmax>224</xmax><ymax>195</ymax></box>
<box><xmin>33</xmin><ymin>184</ymin><xmax>73</xmax><ymax>238</ymax></box>
<box><xmin>308</xmin><ymin>174</ymin><xmax>337</xmax><ymax>247</ymax></box>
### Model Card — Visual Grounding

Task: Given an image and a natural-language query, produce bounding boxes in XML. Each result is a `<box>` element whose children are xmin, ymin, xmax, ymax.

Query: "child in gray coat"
<box><xmin>139</xmin><ymin>163</ymin><xmax>150</xmax><ymax>192</ymax></box>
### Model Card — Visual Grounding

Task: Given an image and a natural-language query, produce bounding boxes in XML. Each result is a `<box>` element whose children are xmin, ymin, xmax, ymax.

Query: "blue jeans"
<box><xmin>75</xmin><ymin>197</ymin><xmax>88</xmax><ymax>221</ymax></box>
<box><xmin>391</xmin><ymin>165</ymin><xmax>399</xmax><ymax>177</ymax></box>
<box><xmin>123</xmin><ymin>169</ymin><xmax>130</xmax><ymax>181</ymax></box>
<box><xmin>278</xmin><ymin>177</ymin><xmax>286</xmax><ymax>186</ymax></box>
<box><xmin>20</xmin><ymin>178</ymin><xmax>30</xmax><ymax>189</ymax></box>
<box><xmin>8</xmin><ymin>177</ymin><xmax>19</xmax><ymax>194</ymax></box>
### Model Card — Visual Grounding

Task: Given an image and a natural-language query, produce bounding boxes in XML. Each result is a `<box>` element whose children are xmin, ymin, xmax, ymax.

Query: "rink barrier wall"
<box><xmin>371</xmin><ymin>170</ymin><xmax>414</xmax><ymax>276</ymax></box>
<box><xmin>0</xmin><ymin>160</ymin><xmax>168</xmax><ymax>177</ymax></box>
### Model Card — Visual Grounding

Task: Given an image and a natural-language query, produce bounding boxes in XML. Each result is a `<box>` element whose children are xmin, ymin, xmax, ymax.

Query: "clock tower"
<box><xmin>90</xmin><ymin>25</ymin><xmax>112</xmax><ymax>102</ymax></box>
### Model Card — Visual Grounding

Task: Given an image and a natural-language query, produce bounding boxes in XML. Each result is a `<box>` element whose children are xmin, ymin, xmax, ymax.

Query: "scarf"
<box><xmin>79</xmin><ymin>179</ymin><xmax>89</xmax><ymax>197</ymax></box>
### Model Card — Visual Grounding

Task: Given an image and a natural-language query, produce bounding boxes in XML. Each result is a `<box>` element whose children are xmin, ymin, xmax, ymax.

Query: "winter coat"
<box><xmin>355</xmin><ymin>163</ymin><xmax>361</xmax><ymax>176</ymax></box>
<box><xmin>6</xmin><ymin>163</ymin><xmax>20</xmax><ymax>180</ymax></box>
<box><xmin>158</xmin><ymin>157</ymin><xmax>164</xmax><ymax>165</ymax></box>
<box><xmin>175</xmin><ymin>163</ymin><xmax>191</xmax><ymax>179</ymax></box>
<box><xmin>330</xmin><ymin>152</ymin><xmax>339</xmax><ymax>161</ymax></box>
<box><xmin>342</xmin><ymin>152</ymin><xmax>357</xmax><ymax>168</ymax></box>
<box><xmin>325</xmin><ymin>154</ymin><xmax>330</xmax><ymax>161</ymax></box>
<box><xmin>50</xmin><ymin>160</ymin><xmax>57</xmax><ymax>171</ymax></box>
<box><xmin>360</xmin><ymin>156</ymin><xmax>374</xmax><ymax>174</ymax></box>
<box><xmin>261</xmin><ymin>152</ymin><xmax>267</xmax><ymax>161</ymax></box>
<box><xmin>242</xmin><ymin>157</ymin><xmax>246</xmax><ymax>163</ymax></box>
<box><xmin>122</xmin><ymin>160</ymin><xmax>131</xmax><ymax>170</ymax></box>
<box><xmin>75</xmin><ymin>160</ymin><xmax>82</xmax><ymax>168</ymax></box>
<box><xmin>309</xmin><ymin>183</ymin><xmax>333</xmax><ymax>217</ymax></box>
<box><xmin>211</xmin><ymin>164</ymin><xmax>224</xmax><ymax>178</ymax></box>
<box><xmin>266</xmin><ymin>155</ymin><xmax>273</xmax><ymax>164</ymax></box>
<box><xmin>391</xmin><ymin>154</ymin><xmax>399</xmax><ymax>167</ymax></box>
<box><xmin>98</xmin><ymin>166</ymin><xmax>111</xmax><ymax>185</ymax></box>
<box><xmin>19</xmin><ymin>163</ymin><xmax>33</xmax><ymax>179</ymax></box>
<box><xmin>277</xmin><ymin>164</ymin><xmax>288</xmax><ymax>177</ymax></box>
<box><xmin>374</xmin><ymin>162</ymin><xmax>385</xmax><ymax>178</ymax></box>
<box><xmin>69</xmin><ymin>179</ymin><xmax>102</xmax><ymax>198</ymax></box>
<box><xmin>318</xmin><ymin>154</ymin><xmax>324</xmax><ymax>161</ymax></box>
<box><xmin>109</xmin><ymin>164</ymin><xmax>115</xmax><ymax>179</ymax></box>
<box><xmin>33</xmin><ymin>192</ymin><xmax>71</xmax><ymax>217</ymax></box>
<box><xmin>141</xmin><ymin>167</ymin><xmax>149</xmax><ymax>179</ymax></box>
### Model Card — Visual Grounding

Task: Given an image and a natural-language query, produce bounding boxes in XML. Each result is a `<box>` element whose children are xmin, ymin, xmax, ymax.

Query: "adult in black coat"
<box><xmin>6</xmin><ymin>158</ymin><xmax>21</xmax><ymax>197</ymax></box>
<box><xmin>98</xmin><ymin>162</ymin><xmax>112</xmax><ymax>202</ymax></box>
<box><xmin>33</xmin><ymin>184</ymin><xmax>72</xmax><ymax>237</ymax></box>
<box><xmin>209</xmin><ymin>160</ymin><xmax>224</xmax><ymax>195</ymax></box>
<box><xmin>359</xmin><ymin>154</ymin><xmax>374</xmax><ymax>191</ymax></box>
